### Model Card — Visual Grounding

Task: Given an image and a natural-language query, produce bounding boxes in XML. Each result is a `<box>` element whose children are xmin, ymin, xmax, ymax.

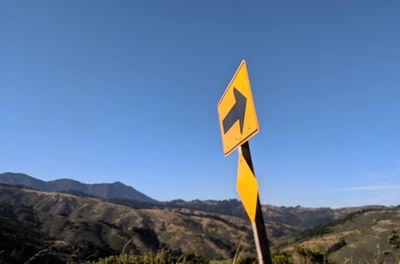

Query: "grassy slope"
<box><xmin>279</xmin><ymin>207</ymin><xmax>400</xmax><ymax>263</ymax></box>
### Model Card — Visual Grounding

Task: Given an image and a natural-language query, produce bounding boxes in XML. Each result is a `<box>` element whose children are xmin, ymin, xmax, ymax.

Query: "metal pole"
<box><xmin>239</xmin><ymin>141</ymin><xmax>272</xmax><ymax>264</ymax></box>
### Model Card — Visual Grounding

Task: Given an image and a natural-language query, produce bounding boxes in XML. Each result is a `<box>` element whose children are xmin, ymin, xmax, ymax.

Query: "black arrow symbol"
<box><xmin>223</xmin><ymin>88</ymin><xmax>247</xmax><ymax>134</ymax></box>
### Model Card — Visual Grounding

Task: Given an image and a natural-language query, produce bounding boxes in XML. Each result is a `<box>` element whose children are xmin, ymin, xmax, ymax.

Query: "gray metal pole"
<box><xmin>239</xmin><ymin>141</ymin><xmax>273</xmax><ymax>264</ymax></box>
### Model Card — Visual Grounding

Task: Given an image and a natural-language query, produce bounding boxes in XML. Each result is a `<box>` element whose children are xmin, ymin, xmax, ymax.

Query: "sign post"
<box><xmin>239</xmin><ymin>142</ymin><xmax>272</xmax><ymax>264</ymax></box>
<box><xmin>217</xmin><ymin>60</ymin><xmax>272</xmax><ymax>264</ymax></box>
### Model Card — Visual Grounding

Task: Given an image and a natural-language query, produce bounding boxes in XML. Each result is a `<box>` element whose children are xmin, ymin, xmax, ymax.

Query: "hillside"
<box><xmin>158</xmin><ymin>198</ymin><xmax>383</xmax><ymax>242</ymax></box>
<box><xmin>0</xmin><ymin>172</ymin><xmax>377</xmax><ymax>243</ymax></box>
<box><xmin>275</xmin><ymin>207</ymin><xmax>400</xmax><ymax>263</ymax></box>
<box><xmin>0</xmin><ymin>183</ymin><xmax>397</xmax><ymax>263</ymax></box>
<box><xmin>0</xmin><ymin>184</ymin><xmax>254</xmax><ymax>263</ymax></box>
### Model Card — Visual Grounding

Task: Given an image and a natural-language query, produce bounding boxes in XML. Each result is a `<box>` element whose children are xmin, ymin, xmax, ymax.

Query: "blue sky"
<box><xmin>1</xmin><ymin>1</ymin><xmax>399</xmax><ymax>208</ymax></box>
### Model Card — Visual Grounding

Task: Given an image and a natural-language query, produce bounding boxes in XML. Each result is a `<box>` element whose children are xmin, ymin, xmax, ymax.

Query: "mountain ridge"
<box><xmin>0</xmin><ymin>173</ymin><xmax>395</xmax><ymax>263</ymax></box>
<box><xmin>0</xmin><ymin>172</ymin><xmax>156</xmax><ymax>203</ymax></box>
<box><xmin>0</xmin><ymin>172</ymin><xmax>384</xmax><ymax>230</ymax></box>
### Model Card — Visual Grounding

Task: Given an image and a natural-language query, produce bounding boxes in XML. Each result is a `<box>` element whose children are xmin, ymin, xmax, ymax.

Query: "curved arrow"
<box><xmin>223</xmin><ymin>88</ymin><xmax>247</xmax><ymax>134</ymax></box>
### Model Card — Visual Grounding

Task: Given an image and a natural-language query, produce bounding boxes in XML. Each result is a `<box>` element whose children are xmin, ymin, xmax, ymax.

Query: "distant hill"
<box><xmin>0</xmin><ymin>172</ymin><xmax>156</xmax><ymax>203</ymax></box>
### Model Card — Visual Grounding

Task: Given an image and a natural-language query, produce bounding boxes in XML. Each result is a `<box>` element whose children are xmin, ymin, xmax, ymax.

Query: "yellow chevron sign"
<box><xmin>236</xmin><ymin>152</ymin><xmax>259</xmax><ymax>222</ymax></box>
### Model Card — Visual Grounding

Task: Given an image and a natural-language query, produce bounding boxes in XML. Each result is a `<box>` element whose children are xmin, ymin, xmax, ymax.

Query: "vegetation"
<box><xmin>232</xmin><ymin>252</ymin><xmax>257</xmax><ymax>264</ymax></box>
<box><xmin>271</xmin><ymin>251</ymin><xmax>292</xmax><ymax>264</ymax></box>
<box><xmin>91</xmin><ymin>251</ymin><xmax>292</xmax><ymax>264</ymax></box>
<box><xmin>388</xmin><ymin>229</ymin><xmax>400</xmax><ymax>249</ymax></box>
<box><xmin>294</xmin><ymin>245</ymin><xmax>329</xmax><ymax>264</ymax></box>
<box><xmin>91</xmin><ymin>251</ymin><xmax>207</xmax><ymax>264</ymax></box>
<box><xmin>273</xmin><ymin>207</ymin><xmax>400</xmax><ymax>263</ymax></box>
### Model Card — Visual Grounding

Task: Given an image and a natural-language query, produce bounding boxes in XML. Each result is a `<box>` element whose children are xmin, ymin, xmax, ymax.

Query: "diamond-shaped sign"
<box><xmin>217</xmin><ymin>60</ymin><xmax>259</xmax><ymax>156</ymax></box>
<box><xmin>236</xmin><ymin>152</ymin><xmax>259</xmax><ymax>222</ymax></box>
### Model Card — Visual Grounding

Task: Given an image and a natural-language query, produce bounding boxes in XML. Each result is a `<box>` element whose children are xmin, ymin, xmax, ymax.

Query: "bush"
<box><xmin>271</xmin><ymin>250</ymin><xmax>292</xmax><ymax>264</ymax></box>
<box><xmin>388</xmin><ymin>230</ymin><xmax>400</xmax><ymax>249</ymax></box>
<box><xmin>294</xmin><ymin>245</ymin><xmax>331</xmax><ymax>264</ymax></box>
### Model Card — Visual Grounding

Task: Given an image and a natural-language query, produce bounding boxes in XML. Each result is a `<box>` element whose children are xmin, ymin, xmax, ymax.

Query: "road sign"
<box><xmin>217</xmin><ymin>60</ymin><xmax>272</xmax><ymax>264</ymax></box>
<box><xmin>237</xmin><ymin>152</ymin><xmax>259</xmax><ymax>221</ymax></box>
<box><xmin>217</xmin><ymin>60</ymin><xmax>259</xmax><ymax>156</ymax></box>
<box><xmin>239</xmin><ymin>142</ymin><xmax>272</xmax><ymax>264</ymax></box>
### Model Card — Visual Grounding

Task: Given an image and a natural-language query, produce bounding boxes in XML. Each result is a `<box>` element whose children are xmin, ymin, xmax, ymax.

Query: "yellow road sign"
<box><xmin>217</xmin><ymin>60</ymin><xmax>259</xmax><ymax>156</ymax></box>
<box><xmin>236</xmin><ymin>152</ymin><xmax>259</xmax><ymax>222</ymax></box>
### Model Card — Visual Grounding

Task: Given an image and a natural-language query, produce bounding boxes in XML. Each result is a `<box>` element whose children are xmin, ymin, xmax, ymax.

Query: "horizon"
<box><xmin>1</xmin><ymin>171</ymin><xmax>397</xmax><ymax>210</ymax></box>
<box><xmin>1</xmin><ymin>1</ymin><xmax>400</xmax><ymax>208</ymax></box>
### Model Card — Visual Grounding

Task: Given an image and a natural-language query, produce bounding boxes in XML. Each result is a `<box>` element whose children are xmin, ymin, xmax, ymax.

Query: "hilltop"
<box><xmin>0</xmin><ymin>172</ymin><xmax>156</xmax><ymax>203</ymax></box>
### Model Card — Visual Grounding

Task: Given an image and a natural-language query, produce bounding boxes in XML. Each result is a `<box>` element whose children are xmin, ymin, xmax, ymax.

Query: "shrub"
<box><xmin>388</xmin><ymin>230</ymin><xmax>400</xmax><ymax>249</ymax></box>
<box><xmin>294</xmin><ymin>245</ymin><xmax>332</xmax><ymax>264</ymax></box>
<box><xmin>271</xmin><ymin>250</ymin><xmax>292</xmax><ymax>264</ymax></box>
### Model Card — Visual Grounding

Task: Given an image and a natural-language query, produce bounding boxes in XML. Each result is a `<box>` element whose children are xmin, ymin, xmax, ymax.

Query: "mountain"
<box><xmin>0</xmin><ymin>172</ymin><xmax>380</xmax><ymax>244</ymax></box>
<box><xmin>0</xmin><ymin>184</ymin><xmax>396</xmax><ymax>263</ymax></box>
<box><xmin>274</xmin><ymin>206</ymin><xmax>400</xmax><ymax>263</ymax></box>
<box><xmin>0</xmin><ymin>176</ymin><xmax>394</xmax><ymax>263</ymax></box>
<box><xmin>0</xmin><ymin>184</ymin><xmax>254</xmax><ymax>263</ymax></box>
<box><xmin>0</xmin><ymin>172</ymin><xmax>156</xmax><ymax>203</ymax></box>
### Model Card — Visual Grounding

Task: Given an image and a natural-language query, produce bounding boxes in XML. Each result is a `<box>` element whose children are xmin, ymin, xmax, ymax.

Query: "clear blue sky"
<box><xmin>1</xmin><ymin>1</ymin><xmax>399</xmax><ymax>208</ymax></box>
